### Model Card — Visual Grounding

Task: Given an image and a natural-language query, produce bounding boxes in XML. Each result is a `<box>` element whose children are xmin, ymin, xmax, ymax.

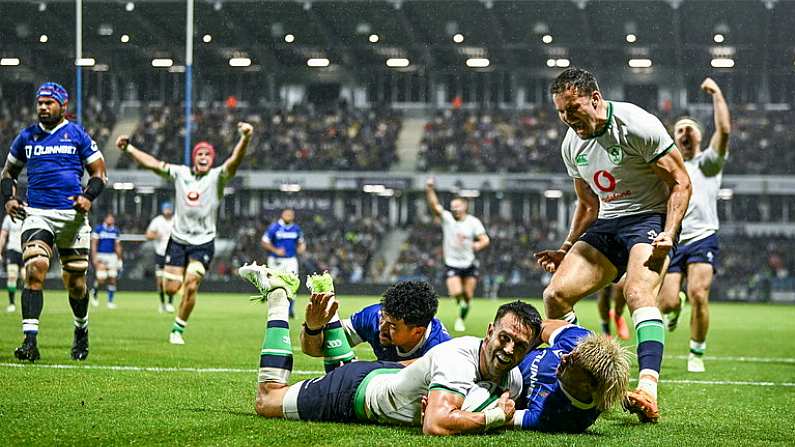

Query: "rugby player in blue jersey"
<box><xmin>91</xmin><ymin>213</ymin><xmax>122</xmax><ymax>308</ymax></box>
<box><xmin>2</xmin><ymin>82</ymin><xmax>107</xmax><ymax>361</ymax></box>
<box><xmin>261</xmin><ymin>208</ymin><xmax>305</xmax><ymax>318</ymax></box>
<box><xmin>513</xmin><ymin>320</ymin><xmax>630</xmax><ymax>433</ymax></box>
<box><xmin>299</xmin><ymin>280</ymin><xmax>451</xmax><ymax>372</ymax></box>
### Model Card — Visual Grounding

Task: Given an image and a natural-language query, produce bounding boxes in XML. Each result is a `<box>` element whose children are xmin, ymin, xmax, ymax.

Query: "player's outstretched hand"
<box><xmin>4</xmin><ymin>198</ymin><xmax>27</xmax><ymax>222</ymax></box>
<box><xmin>305</xmin><ymin>292</ymin><xmax>337</xmax><ymax>331</ymax></box>
<box><xmin>701</xmin><ymin>78</ymin><xmax>721</xmax><ymax>96</ymax></box>
<box><xmin>237</xmin><ymin>122</ymin><xmax>253</xmax><ymax>139</ymax></box>
<box><xmin>534</xmin><ymin>249</ymin><xmax>566</xmax><ymax>273</ymax></box>
<box><xmin>69</xmin><ymin>195</ymin><xmax>92</xmax><ymax>214</ymax></box>
<box><xmin>115</xmin><ymin>135</ymin><xmax>130</xmax><ymax>151</ymax></box>
<box><xmin>425</xmin><ymin>177</ymin><xmax>435</xmax><ymax>189</ymax></box>
<box><xmin>495</xmin><ymin>391</ymin><xmax>516</xmax><ymax>426</ymax></box>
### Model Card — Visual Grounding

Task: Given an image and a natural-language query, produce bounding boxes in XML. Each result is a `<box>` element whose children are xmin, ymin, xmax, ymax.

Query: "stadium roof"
<box><xmin>1</xmin><ymin>0</ymin><xmax>794</xmax><ymax>75</ymax></box>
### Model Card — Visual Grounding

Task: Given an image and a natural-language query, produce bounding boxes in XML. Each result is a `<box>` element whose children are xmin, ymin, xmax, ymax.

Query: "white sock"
<box><xmin>267</xmin><ymin>289</ymin><xmax>290</xmax><ymax>322</ymax></box>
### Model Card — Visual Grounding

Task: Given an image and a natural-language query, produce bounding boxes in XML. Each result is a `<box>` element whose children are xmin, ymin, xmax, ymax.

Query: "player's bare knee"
<box><xmin>542</xmin><ymin>285</ymin><xmax>566</xmax><ymax>307</ymax></box>
<box><xmin>24</xmin><ymin>258</ymin><xmax>49</xmax><ymax>287</ymax></box>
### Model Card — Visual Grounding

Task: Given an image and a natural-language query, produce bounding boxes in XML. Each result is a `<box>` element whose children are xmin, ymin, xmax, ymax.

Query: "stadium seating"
<box><xmin>117</xmin><ymin>104</ymin><xmax>402</xmax><ymax>171</ymax></box>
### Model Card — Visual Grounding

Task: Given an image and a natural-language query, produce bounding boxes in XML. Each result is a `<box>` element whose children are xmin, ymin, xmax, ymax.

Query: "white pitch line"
<box><xmin>1</xmin><ymin>363</ymin><xmax>794</xmax><ymax>387</ymax></box>
<box><xmin>666</xmin><ymin>355</ymin><xmax>795</xmax><ymax>364</ymax></box>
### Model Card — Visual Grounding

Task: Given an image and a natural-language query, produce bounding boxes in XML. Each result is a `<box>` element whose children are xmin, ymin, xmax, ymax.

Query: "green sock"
<box><xmin>259</xmin><ymin>289</ymin><xmax>293</xmax><ymax>384</ymax></box>
<box><xmin>171</xmin><ymin>318</ymin><xmax>187</xmax><ymax>334</ymax></box>
<box><xmin>459</xmin><ymin>300</ymin><xmax>470</xmax><ymax>320</ymax></box>
<box><xmin>323</xmin><ymin>317</ymin><xmax>356</xmax><ymax>373</ymax></box>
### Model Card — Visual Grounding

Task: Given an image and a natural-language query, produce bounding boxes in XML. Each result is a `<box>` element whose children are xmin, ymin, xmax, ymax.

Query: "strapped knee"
<box><xmin>162</xmin><ymin>271</ymin><xmax>184</xmax><ymax>283</ymax></box>
<box><xmin>60</xmin><ymin>249</ymin><xmax>89</xmax><ymax>275</ymax></box>
<box><xmin>23</xmin><ymin>240</ymin><xmax>53</xmax><ymax>268</ymax></box>
<box><xmin>186</xmin><ymin>260</ymin><xmax>206</xmax><ymax>279</ymax></box>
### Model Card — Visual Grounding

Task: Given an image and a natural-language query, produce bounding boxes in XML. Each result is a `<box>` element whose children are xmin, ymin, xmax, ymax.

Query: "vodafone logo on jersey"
<box><xmin>593</xmin><ymin>170</ymin><xmax>617</xmax><ymax>192</ymax></box>
<box><xmin>186</xmin><ymin>191</ymin><xmax>201</xmax><ymax>207</ymax></box>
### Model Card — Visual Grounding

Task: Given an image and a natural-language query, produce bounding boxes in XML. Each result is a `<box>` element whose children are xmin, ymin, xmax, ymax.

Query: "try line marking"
<box><xmin>1</xmin><ymin>362</ymin><xmax>794</xmax><ymax>387</ymax></box>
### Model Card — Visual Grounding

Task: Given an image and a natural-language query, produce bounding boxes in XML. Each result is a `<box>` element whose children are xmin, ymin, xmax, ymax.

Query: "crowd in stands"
<box><xmin>118</xmin><ymin>102</ymin><xmax>402</xmax><ymax>171</ymax></box>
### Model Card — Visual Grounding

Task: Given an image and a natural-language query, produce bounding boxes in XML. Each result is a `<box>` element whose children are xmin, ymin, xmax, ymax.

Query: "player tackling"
<box><xmin>239</xmin><ymin>262</ymin><xmax>539</xmax><ymax>435</ymax></box>
<box><xmin>425</xmin><ymin>178</ymin><xmax>490</xmax><ymax>331</ymax></box>
<box><xmin>534</xmin><ymin>68</ymin><xmax>691</xmax><ymax>422</ymax></box>
<box><xmin>658</xmin><ymin>78</ymin><xmax>731</xmax><ymax>373</ymax></box>
<box><xmin>116</xmin><ymin>122</ymin><xmax>253</xmax><ymax>344</ymax></box>
<box><xmin>3</xmin><ymin>82</ymin><xmax>107</xmax><ymax>361</ymax></box>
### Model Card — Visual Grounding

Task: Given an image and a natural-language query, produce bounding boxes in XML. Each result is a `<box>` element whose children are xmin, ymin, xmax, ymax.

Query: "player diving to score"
<box><xmin>533</xmin><ymin>68</ymin><xmax>691</xmax><ymax>423</ymax></box>
<box><xmin>238</xmin><ymin>262</ymin><xmax>540</xmax><ymax>435</ymax></box>
<box><xmin>115</xmin><ymin>121</ymin><xmax>253</xmax><ymax>344</ymax></box>
<box><xmin>4</xmin><ymin>82</ymin><xmax>107</xmax><ymax>362</ymax></box>
<box><xmin>658</xmin><ymin>77</ymin><xmax>731</xmax><ymax>373</ymax></box>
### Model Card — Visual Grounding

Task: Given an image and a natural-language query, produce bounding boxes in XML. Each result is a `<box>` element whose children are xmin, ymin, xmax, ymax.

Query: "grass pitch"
<box><xmin>1</xmin><ymin>291</ymin><xmax>794</xmax><ymax>446</ymax></box>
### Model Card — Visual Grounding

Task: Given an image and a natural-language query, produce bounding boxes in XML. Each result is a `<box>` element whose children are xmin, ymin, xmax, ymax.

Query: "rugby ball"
<box><xmin>461</xmin><ymin>381</ymin><xmax>501</xmax><ymax>412</ymax></box>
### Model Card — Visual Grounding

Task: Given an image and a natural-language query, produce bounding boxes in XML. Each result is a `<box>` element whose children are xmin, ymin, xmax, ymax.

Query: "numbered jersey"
<box><xmin>164</xmin><ymin>165</ymin><xmax>229</xmax><ymax>246</ymax></box>
<box><xmin>561</xmin><ymin>101</ymin><xmax>675</xmax><ymax>219</ymax></box>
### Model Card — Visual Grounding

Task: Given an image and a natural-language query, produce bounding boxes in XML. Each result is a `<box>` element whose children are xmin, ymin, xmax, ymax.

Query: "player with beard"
<box><xmin>238</xmin><ymin>262</ymin><xmax>540</xmax><ymax>436</ymax></box>
<box><xmin>658</xmin><ymin>78</ymin><xmax>731</xmax><ymax>373</ymax></box>
<box><xmin>115</xmin><ymin>122</ymin><xmax>253</xmax><ymax>344</ymax></box>
<box><xmin>3</xmin><ymin>82</ymin><xmax>107</xmax><ymax>361</ymax></box>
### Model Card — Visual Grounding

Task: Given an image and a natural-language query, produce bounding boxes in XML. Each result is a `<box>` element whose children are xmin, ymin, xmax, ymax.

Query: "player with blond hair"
<box><xmin>514</xmin><ymin>319</ymin><xmax>630</xmax><ymax>432</ymax></box>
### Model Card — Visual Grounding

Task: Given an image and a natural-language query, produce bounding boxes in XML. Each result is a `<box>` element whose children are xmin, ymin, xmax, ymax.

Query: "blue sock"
<box><xmin>107</xmin><ymin>285</ymin><xmax>116</xmax><ymax>303</ymax></box>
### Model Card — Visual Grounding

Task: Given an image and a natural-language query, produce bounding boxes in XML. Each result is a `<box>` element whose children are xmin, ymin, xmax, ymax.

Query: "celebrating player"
<box><xmin>0</xmin><ymin>214</ymin><xmax>24</xmax><ymax>312</ymax></box>
<box><xmin>238</xmin><ymin>262</ymin><xmax>539</xmax><ymax>435</ymax></box>
<box><xmin>261</xmin><ymin>208</ymin><xmax>305</xmax><ymax>318</ymax></box>
<box><xmin>533</xmin><ymin>68</ymin><xmax>691</xmax><ymax>422</ymax></box>
<box><xmin>90</xmin><ymin>213</ymin><xmax>122</xmax><ymax>309</ymax></box>
<box><xmin>658</xmin><ymin>78</ymin><xmax>731</xmax><ymax>373</ymax></box>
<box><xmin>3</xmin><ymin>82</ymin><xmax>107</xmax><ymax>361</ymax></box>
<box><xmin>299</xmin><ymin>280</ymin><xmax>451</xmax><ymax>372</ymax></box>
<box><xmin>513</xmin><ymin>319</ymin><xmax>630</xmax><ymax>432</ymax></box>
<box><xmin>425</xmin><ymin>177</ymin><xmax>490</xmax><ymax>332</ymax></box>
<box><xmin>146</xmin><ymin>202</ymin><xmax>175</xmax><ymax>313</ymax></box>
<box><xmin>115</xmin><ymin>121</ymin><xmax>253</xmax><ymax>344</ymax></box>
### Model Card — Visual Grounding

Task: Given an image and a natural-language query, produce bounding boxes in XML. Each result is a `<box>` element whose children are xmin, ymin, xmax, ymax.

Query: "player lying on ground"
<box><xmin>513</xmin><ymin>320</ymin><xmax>630</xmax><ymax>433</ymax></box>
<box><xmin>299</xmin><ymin>275</ymin><xmax>451</xmax><ymax>372</ymax></box>
<box><xmin>238</xmin><ymin>263</ymin><xmax>540</xmax><ymax>435</ymax></box>
<box><xmin>116</xmin><ymin>122</ymin><xmax>252</xmax><ymax>344</ymax></box>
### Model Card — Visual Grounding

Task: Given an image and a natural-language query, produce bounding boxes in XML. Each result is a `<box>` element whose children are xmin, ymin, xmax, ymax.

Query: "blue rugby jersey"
<box><xmin>346</xmin><ymin>303</ymin><xmax>451</xmax><ymax>361</ymax></box>
<box><xmin>92</xmin><ymin>224</ymin><xmax>120</xmax><ymax>254</ymax></box>
<box><xmin>262</xmin><ymin>220</ymin><xmax>304</xmax><ymax>258</ymax></box>
<box><xmin>7</xmin><ymin>120</ymin><xmax>102</xmax><ymax>209</ymax></box>
<box><xmin>515</xmin><ymin>325</ymin><xmax>600</xmax><ymax>433</ymax></box>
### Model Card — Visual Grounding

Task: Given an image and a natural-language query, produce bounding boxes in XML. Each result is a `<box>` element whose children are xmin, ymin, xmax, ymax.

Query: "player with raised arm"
<box><xmin>300</xmin><ymin>277</ymin><xmax>451</xmax><ymax>372</ymax></box>
<box><xmin>513</xmin><ymin>319</ymin><xmax>630</xmax><ymax>433</ymax></box>
<box><xmin>115</xmin><ymin>121</ymin><xmax>253</xmax><ymax>344</ymax></box>
<box><xmin>146</xmin><ymin>202</ymin><xmax>175</xmax><ymax>313</ymax></box>
<box><xmin>3</xmin><ymin>82</ymin><xmax>107</xmax><ymax>362</ymax></box>
<box><xmin>0</xmin><ymin>214</ymin><xmax>24</xmax><ymax>312</ymax></box>
<box><xmin>658</xmin><ymin>78</ymin><xmax>731</xmax><ymax>373</ymax></box>
<box><xmin>238</xmin><ymin>262</ymin><xmax>540</xmax><ymax>435</ymax></box>
<box><xmin>425</xmin><ymin>178</ymin><xmax>490</xmax><ymax>332</ymax></box>
<box><xmin>261</xmin><ymin>208</ymin><xmax>305</xmax><ymax>318</ymax></box>
<box><xmin>90</xmin><ymin>213</ymin><xmax>122</xmax><ymax>309</ymax></box>
<box><xmin>533</xmin><ymin>68</ymin><xmax>691</xmax><ymax>422</ymax></box>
